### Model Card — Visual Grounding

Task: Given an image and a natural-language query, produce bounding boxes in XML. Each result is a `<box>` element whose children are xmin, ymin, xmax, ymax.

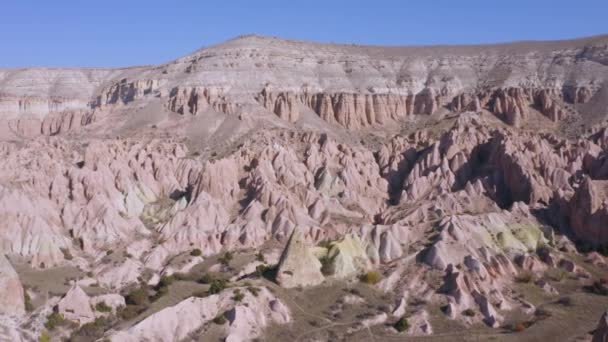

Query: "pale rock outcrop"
<box><xmin>0</xmin><ymin>254</ymin><xmax>25</xmax><ymax>317</ymax></box>
<box><xmin>57</xmin><ymin>285</ymin><xmax>95</xmax><ymax>324</ymax></box>
<box><xmin>275</xmin><ymin>228</ymin><xmax>324</xmax><ymax>288</ymax></box>
<box><xmin>110</xmin><ymin>287</ymin><xmax>290</xmax><ymax>342</ymax></box>
<box><xmin>324</xmin><ymin>234</ymin><xmax>372</xmax><ymax>279</ymax></box>
<box><xmin>95</xmin><ymin>258</ymin><xmax>143</xmax><ymax>289</ymax></box>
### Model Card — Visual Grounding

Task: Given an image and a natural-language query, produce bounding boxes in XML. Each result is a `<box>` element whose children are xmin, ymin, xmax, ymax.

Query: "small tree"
<box><xmin>232</xmin><ymin>289</ymin><xmax>245</xmax><ymax>302</ymax></box>
<box><xmin>394</xmin><ymin>316</ymin><xmax>409</xmax><ymax>332</ymax></box>
<box><xmin>125</xmin><ymin>286</ymin><xmax>148</xmax><ymax>306</ymax></box>
<box><xmin>360</xmin><ymin>271</ymin><xmax>382</xmax><ymax>285</ymax></box>
<box><xmin>219</xmin><ymin>251</ymin><xmax>234</xmax><ymax>266</ymax></box>
<box><xmin>95</xmin><ymin>301</ymin><xmax>112</xmax><ymax>312</ymax></box>
<box><xmin>44</xmin><ymin>312</ymin><xmax>65</xmax><ymax>331</ymax></box>
<box><xmin>208</xmin><ymin>279</ymin><xmax>228</xmax><ymax>295</ymax></box>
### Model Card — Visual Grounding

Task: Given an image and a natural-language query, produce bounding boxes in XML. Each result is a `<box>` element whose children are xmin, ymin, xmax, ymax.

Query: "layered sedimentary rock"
<box><xmin>0</xmin><ymin>35</ymin><xmax>608</xmax><ymax>340</ymax></box>
<box><xmin>1</xmin><ymin>35</ymin><xmax>607</xmax><ymax>135</ymax></box>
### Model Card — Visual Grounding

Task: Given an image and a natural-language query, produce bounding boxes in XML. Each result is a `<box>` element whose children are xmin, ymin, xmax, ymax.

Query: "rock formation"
<box><xmin>110</xmin><ymin>286</ymin><xmax>290</xmax><ymax>341</ymax></box>
<box><xmin>275</xmin><ymin>229</ymin><xmax>325</xmax><ymax>288</ymax></box>
<box><xmin>0</xmin><ymin>34</ymin><xmax>608</xmax><ymax>340</ymax></box>
<box><xmin>57</xmin><ymin>284</ymin><xmax>95</xmax><ymax>324</ymax></box>
<box><xmin>0</xmin><ymin>254</ymin><xmax>25</xmax><ymax>317</ymax></box>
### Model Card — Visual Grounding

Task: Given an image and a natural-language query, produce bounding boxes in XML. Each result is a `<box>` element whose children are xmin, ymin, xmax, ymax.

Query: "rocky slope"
<box><xmin>1</xmin><ymin>35</ymin><xmax>608</xmax><ymax>341</ymax></box>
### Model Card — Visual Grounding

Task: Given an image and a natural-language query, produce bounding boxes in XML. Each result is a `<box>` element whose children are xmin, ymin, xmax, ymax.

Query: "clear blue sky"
<box><xmin>1</xmin><ymin>0</ymin><xmax>607</xmax><ymax>68</ymax></box>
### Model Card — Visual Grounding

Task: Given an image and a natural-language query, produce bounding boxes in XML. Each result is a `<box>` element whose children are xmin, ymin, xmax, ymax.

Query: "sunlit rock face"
<box><xmin>1</xmin><ymin>34</ymin><xmax>608</xmax><ymax>340</ymax></box>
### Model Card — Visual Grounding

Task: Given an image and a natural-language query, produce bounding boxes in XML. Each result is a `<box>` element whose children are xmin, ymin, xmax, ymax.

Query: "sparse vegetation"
<box><xmin>218</xmin><ymin>251</ymin><xmax>234</xmax><ymax>266</ymax></box>
<box><xmin>24</xmin><ymin>291</ymin><xmax>34</xmax><ymax>312</ymax></box>
<box><xmin>150</xmin><ymin>285</ymin><xmax>169</xmax><ymax>302</ymax></box>
<box><xmin>319</xmin><ymin>255</ymin><xmax>334</xmax><ymax>276</ymax></box>
<box><xmin>247</xmin><ymin>287</ymin><xmax>260</xmax><ymax>297</ymax></box>
<box><xmin>318</xmin><ymin>239</ymin><xmax>334</xmax><ymax>249</ymax></box>
<box><xmin>534</xmin><ymin>307</ymin><xmax>552</xmax><ymax>319</ymax></box>
<box><xmin>60</xmin><ymin>248</ymin><xmax>73</xmax><ymax>260</ymax></box>
<box><xmin>584</xmin><ymin>279</ymin><xmax>608</xmax><ymax>296</ymax></box>
<box><xmin>255</xmin><ymin>252</ymin><xmax>265</xmax><ymax>263</ymax></box>
<box><xmin>38</xmin><ymin>331</ymin><xmax>51</xmax><ymax>342</ymax></box>
<box><xmin>394</xmin><ymin>316</ymin><xmax>410</xmax><ymax>332</ymax></box>
<box><xmin>118</xmin><ymin>305</ymin><xmax>144</xmax><ymax>321</ymax></box>
<box><xmin>190</xmin><ymin>248</ymin><xmax>202</xmax><ymax>257</ymax></box>
<box><xmin>198</xmin><ymin>273</ymin><xmax>215</xmax><ymax>284</ymax></box>
<box><xmin>515</xmin><ymin>270</ymin><xmax>535</xmax><ymax>283</ymax></box>
<box><xmin>462</xmin><ymin>308</ymin><xmax>476</xmax><ymax>317</ymax></box>
<box><xmin>125</xmin><ymin>286</ymin><xmax>149</xmax><ymax>306</ymax></box>
<box><xmin>213</xmin><ymin>314</ymin><xmax>227</xmax><ymax>325</ymax></box>
<box><xmin>255</xmin><ymin>264</ymin><xmax>277</xmax><ymax>279</ymax></box>
<box><xmin>73</xmin><ymin>316</ymin><xmax>111</xmax><ymax>339</ymax></box>
<box><xmin>208</xmin><ymin>278</ymin><xmax>229</xmax><ymax>295</ymax></box>
<box><xmin>95</xmin><ymin>301</ymin><xmax>112</xmax><ymax>312</ymax></box>
<box><xmin>232</xmin><ymin>289</ymin><xmax>245</xmax><ymax>302</ymax></box>
<box><xmin>360</xmin><ymin>271</ymin><xmax>382</xmax><ymax>285</ymax></box>
<box><xmin>44</xmin><ymin>312</ymin><xmax>66</xmax><ymax>331</ymax></box>
<box><xmin>544</xmin><ymin>268</ymin><xmax>567</xmax><ymax>282</ymax></box>
<box><xmin>157</xmin><ymin>275</ymin><xmax>174</xmax><ymax>288</ymax></box>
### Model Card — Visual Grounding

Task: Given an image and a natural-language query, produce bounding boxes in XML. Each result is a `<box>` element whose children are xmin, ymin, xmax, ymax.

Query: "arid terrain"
<box><xmin>1</xmin><ymin>34</ymin><xmax>608</xmax><ymax>341</ymax></box>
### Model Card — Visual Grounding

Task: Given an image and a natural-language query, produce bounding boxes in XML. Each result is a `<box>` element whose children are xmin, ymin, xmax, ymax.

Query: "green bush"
<box><xmin>462</xmin><ymin>308</ymin><xmax>476</xmax><ymax>317</ymax></box>
<box><xmin>360</xmin><ymin>271</ymin><xmax>382</xmax><ymax>285</ymax></box>
<box><xmin>319</xmin><ymin>255</ymin><xmax>333</xmax><ymax>276</ymax></box>
<box><xmin>255</xmin><ymin>252</ymin><xmax>265</xmax><ymax>263</ymax></box>
<box><xmin>119</xmin><ymin>305</ymin><xmax>143</xmax><ymax>321</ymax></box>
<box><xmin>38</xmin><ymin>331</ymin><xmax>51</xmax><ymax>342</ymax></box>
<box><xmin>232</xmin><ymin>289</ymin><xmax>244</xmax><ymax>302</ymax></box>
<box><xmin>44</xmin><ymin>312</ymin><xmax>65</xmax><ymax>331</ymax></box>
<box><xmin>394</xmin><ymin>317</ymin><xmax>409</xmax><ymax>332</ymax></box>
<box><xmin>24</xmin><ymin>292</ymin><xmax>34</xmax><ymax>312</ymax></box>
<box><xmin>208</xmin><ymin>279</ymin><xmax>228</xmax><ymax>295</ymax></box>
<box><xmin>95</xmin><ymin>301</ymin><xmax>112</xmax><ymax>312</ymax></box>
<box><xmin>213</xmin><ymin>314</ymin><xmax>226</xmax><ymax>325</ymax></box>
<box><xmin>125</xmin><ymin>286</ymin><xmax>149</xmax><ymax>306</ymax></box>
<box><xmin>247</xmin><ymin>287</ymin><xmax>260</xmax><ymax>297</ymax></box>
<box><xmin>219</xmin><ymin>251</ymin><xmax>233</xmax><ymax>266</ymax></box>
<box><xmin>157</xmin><ymin>275</ymin><xmax>174</xmax><ymax>288</ymax></box>
<box><xmin>198</xmin><ymin>273</ymin><xmax>215</xmax><ymax>284</ymax></box>
<box><xmin>190</xmin><ymin>249</ymin><xmax>202</xmax><ymax>257</ymax></box>
<box><xmin>151</xmin><ymin>285</ymin><xmax>169</xmax><ymax>302</ymax></box>
<box><xmin>75</xmin><ymin>316</ymin><xmax>109</xmax><ymax>338</ymax></box>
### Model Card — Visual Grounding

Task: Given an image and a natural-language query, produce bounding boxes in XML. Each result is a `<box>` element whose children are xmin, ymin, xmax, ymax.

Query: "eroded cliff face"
<box><xmin>1</xmin><ymin>35</ymin><xmax>607</xmax><ymax>136</ymax></box>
